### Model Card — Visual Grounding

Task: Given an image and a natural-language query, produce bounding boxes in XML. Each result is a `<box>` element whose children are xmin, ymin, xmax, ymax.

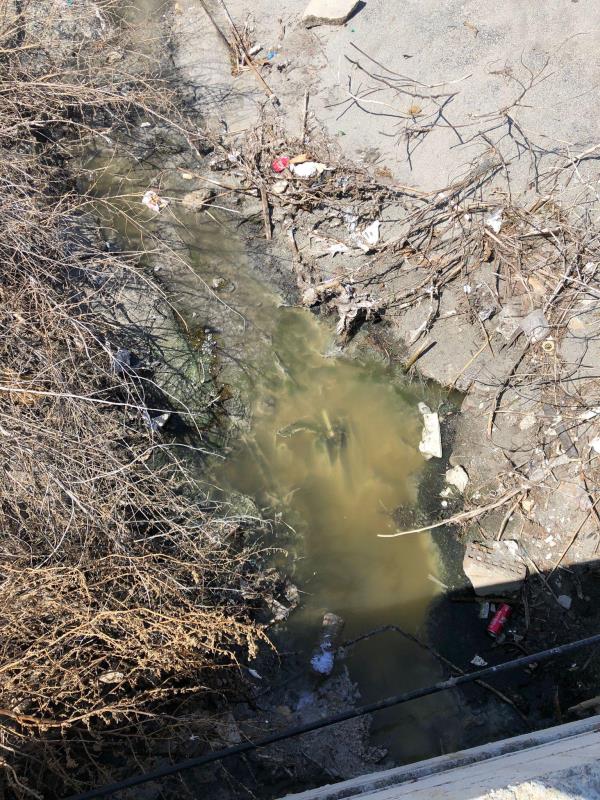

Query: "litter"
<box><xmin>271</xmin><ymin>156</ymin><xmax>290</xmax><ymax>173</ymax></box>
<box><xmin>445</xmin><ymin>464</ymin><xmax>469</xmax><ymax>493</ymax></box>
<box><xmin>247</xmin><ymin>668</ymin><xmax>262</xmax><ymax>680</ymax></box>
<box><xmin>98</xmin><ymin>671</ymin><xmax>124</xmax><ymax>684</ymax></box>
<box><xmin>541</xmin><ymin>337</ymin><xmax>555</xmax><ymax>353</ymax></box>
<box><xmin>557</xmin><ymin>594</ymin><xmax>572</xmax><ymax>610</ymax></box>
<box><xmin>487</xmin><ymin>603</ymin><xmax>511</xmax><ymax>638</ymax></box>
<box><xmin>248</xmin><ymin>43</ymin><xmax>262</xmax><ymax>56</ymax></box>
<box><xmin>142</xmin><ymin>190</ymin><xmax>168</xmax><ymax>213</ymax></box>
<box><xmin>471</xmin><ymin>655</ymin><xmax>488</xmax><ymax>667</ymax></box>
<box><xmin>361</xmin><ymin>220</ymin><xmax>381</xmax><ymax>246</ymax></box>
<box><xmin>479</xmin><ymin>601</ymin><xmax>490</xmax><ymax>619</ymax></box>
<box><xmin>271</xmin><ymin>179</ymin><xmax>289</xmax><ymax>195</ymax></box>
<box><xmin>329</xmin><ymin>243</ymin><xmax>348</xmax><ymax>256</ymax></box>
<box><xmin>485</xmin><ymin>208</ymin><xmax>503</xmax><ymax>234</ymax></box>
<box><xmin>290</xmin><ymin>161</ymin><xmax>329</xmax><ymax>179</ymax></box>
<box><xmin>310</xmin><ymin>612</ymin><xmax>344</xmax><ymax>676</ymax></box>
<box><xmin>418</xmin><ymin>402</ymin><xmax>442</xmax><ymax>460</ymax></box>
<box><xmin>591</xmin><ymin>437</ymin><xmax>600</xmax><ymax>454</ymax></box>
<box><xmin>344</xmin><ymin>211</ymin><xmax>358</xmax><ymax>232</ymax></box>
<box><xmin>267</xmin><ymin>50</ymin><xmax>277</xmax><ymax>60</ymax></box>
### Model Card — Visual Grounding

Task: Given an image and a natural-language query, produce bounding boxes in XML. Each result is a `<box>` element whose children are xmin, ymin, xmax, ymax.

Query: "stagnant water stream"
<box><xmin>84</xmin><ymin>0</ymin><xmax>467</xmax><ymax>772</ymax></box>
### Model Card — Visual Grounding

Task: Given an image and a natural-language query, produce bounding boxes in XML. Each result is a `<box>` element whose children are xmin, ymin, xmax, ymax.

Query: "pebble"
<box><xmin>557</xmin><ymin>594</ymin><xmax>572</xmax><ymax>610</ymax></box>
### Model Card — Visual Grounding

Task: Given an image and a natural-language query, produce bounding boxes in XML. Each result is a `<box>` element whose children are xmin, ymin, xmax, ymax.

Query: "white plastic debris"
<box><xmin>142</xmin><ymin>189</ymin><xmax>168</xmax><ymax>213</ymax></box>
<box><xmin>290</xmin><ymin>161</ymin><xmax>329</xmax><ymax>179</ymax></box>
<box><xmin>418</xmin><ymin>402</ymin><xmax>442</xmax><ymax>460</ymax></box>
<box><xmin>479</xmin><ymin>601</ymin><xmax>490</xmax><ymax>619</ymax></box>
<box><xmin>557</xmin><ymin>594</ymin><xmax>572</xmax><ymax>610</ymax></box>
<box><xmin>361</xmin><ymin>220</ymin><xmax>381</xmax><ymax>246</ymax></box>
<box><xmin>344</xmin><ymin>211</ymin><xmax>358</xmax><ymax>232</ymax></box>
<box><xmin>591</xmin><ymin>437</ymin><xmax>600</xmax><ymax>454</ymax></box>
<box><xmin>310</xmin><ymin>612</ymin><xmax>344</xmax><ymax>676</ymax></box>
<box><xmin>471</xmin><ymin>655</ymin><xmax>488</xmax><ymax>667</ymax></box>
<box><xmin>485</xmin><ymin>208</ymin><xmax>503</xmax><ymax>234</ymax></box>
<box><xmin>445</xmin><ymin>465</ymin><xmax>469</xmax><ymax>493</ymax></box>
<box><xmin>271</xmin><ymin>179</ymin><xmax>289</xmax><ymax>195</ymax></box>
<box><xmin>98</xmin><ymin>671</ymin><xmax>124</xmax><ymax>684</ymax></box>
<box><xmin>247</xmin><ymin>668</ymin><xmax>262</xmax><ymax>680</ymax></box>
<box><xmin>310</xmin><ymin>650</ymin><xmax>335</xmax><ymax>675</ymax></box>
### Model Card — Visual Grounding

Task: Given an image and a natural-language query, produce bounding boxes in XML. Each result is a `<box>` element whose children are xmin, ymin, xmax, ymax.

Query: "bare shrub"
<box><xmin>0</xmin><ymin>1</ymin><xmax>265</xmax><ymax>796</ymax></box>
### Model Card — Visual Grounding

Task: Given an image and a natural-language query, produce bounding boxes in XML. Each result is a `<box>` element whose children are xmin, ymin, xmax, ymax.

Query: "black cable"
<box><xmin>65</xmin><ymin>631</ymin><xmax>600</xmax><ymax>800</ymax></box>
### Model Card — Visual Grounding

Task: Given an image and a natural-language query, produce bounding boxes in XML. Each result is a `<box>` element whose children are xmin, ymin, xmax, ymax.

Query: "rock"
<box><xmin>302</xmin><ymin>0</ymin><xmax>361</xmax><ymax>28</ymax></box>
<box><xmin>521</xmin><ymin>309</ymin><xmax>550</xmax><ymax>344</ymax></box>
<box><xmin>463</xmin><ymin>540</ymin><xmax>527</xmax><ymax>596</ymax></box>
<box><xmin>446</xmin><ymin>465</ymin><xmax>469</xmax><ymax>493</ymax></box>
<box><xmin>557</xmin><ymin>594</ymin><xmax>572</xmax><ymax>610</ymax></box>
<box><xmin>181</xmin><ymin>187</ymin><xmax>214</xmax><ymax>211</ymax></box>
<box><xmin>418</xmin><ymin>403</ymin><xmax>442</xmax><ymax>460</ymax></box>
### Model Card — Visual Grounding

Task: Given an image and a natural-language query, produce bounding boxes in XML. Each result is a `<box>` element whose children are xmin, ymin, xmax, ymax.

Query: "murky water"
<box><xmin>84</xmin><ymin>0</ymin><xmax>462</xmax><ymax>761</ymax></box>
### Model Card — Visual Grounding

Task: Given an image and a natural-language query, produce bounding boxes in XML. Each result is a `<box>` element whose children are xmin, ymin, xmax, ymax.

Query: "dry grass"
<box><xmin>0</xmin><ymin>2</ymin><xmax>267</xmax><ymax>797</ymax></box>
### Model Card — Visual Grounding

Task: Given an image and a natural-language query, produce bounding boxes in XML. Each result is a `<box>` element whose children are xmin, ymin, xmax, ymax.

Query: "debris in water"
<box><xmin>427</xmin><ymin>573</ymin><xmax>448</xmax><ymax>590</ymax></box>
<box><xmin>445</xmin><ymin>464</ymin><xmax>469</xmax><ymax>493</ymax></box>
<box><xmin>470</xmin><ymin>655</ymin><xmax>488</xmax><ymax>667</ymax></box>
<box><xmin>142</xmin><ymin>189</ymin><xmax>168</xmax><ymax>213</ymax></box>
<box><xmin>557</xmin><ymin>594</ymin><xmax>572</xmax><ymax>610</ymax></box>
<box><xmin>310</xmin><ymin>612</ymin><xmax>344</xmax><ymax>676</ymax></box>
<box><xmin>418</xmin><ymin>402</ymin><xmax>442</xmax><ymax>460</ymax></box>
<box><xmin>247</xmin><ymin>668</ymin><xmax>262</xmax><ymax>680</ymax></box>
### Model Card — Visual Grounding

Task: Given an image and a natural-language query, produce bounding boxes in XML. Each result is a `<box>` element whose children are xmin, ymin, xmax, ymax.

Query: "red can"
<box><xmin>487</xmin><ymin>603</ymin><xmax>511</xmax><ymax>638</ymax></box>
<box><xmin>271</xmin><ymin>156</ymin><xmax>290</xmax><ymax>173</ymax></box>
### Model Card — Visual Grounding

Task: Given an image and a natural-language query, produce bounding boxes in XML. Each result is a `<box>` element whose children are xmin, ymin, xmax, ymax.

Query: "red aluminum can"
<box><xmin>487</xmin><ymin>603</ymin><xmax>511</xmax><ymax>638</ymax></box>
<box><xmin>271</xmin><ymin>156</ymin><xmax>290</xmax><ymax>173</ymax></box>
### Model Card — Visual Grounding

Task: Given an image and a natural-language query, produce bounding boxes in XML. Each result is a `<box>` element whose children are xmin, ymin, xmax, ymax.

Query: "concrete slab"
<box><xmin>280</xmin><ymin>715</ymin><xmax>600</xmax><ymax>800</ymax></box>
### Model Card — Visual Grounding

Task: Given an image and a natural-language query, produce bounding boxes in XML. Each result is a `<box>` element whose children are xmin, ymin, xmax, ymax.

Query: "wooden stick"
<box><xmin>215</xmin><ymin>0</ymin><xmax>278</xmax><ymax>102</ymax></box>
<box><xmin>378</xmin><ymin>487</ymin><xmax>523</xmax><ymax>538</ymax></box>
<box><xmin>260</xmin><ymin>184</ymin><xmax>271</xmax><ymax>240</ymax></box>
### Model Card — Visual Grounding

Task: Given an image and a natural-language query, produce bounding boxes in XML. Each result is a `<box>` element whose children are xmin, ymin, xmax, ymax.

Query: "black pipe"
<box><xmin>65</xmin><ymin>631</ymin><xmax>600</xmax><ymax>800</ymax></box>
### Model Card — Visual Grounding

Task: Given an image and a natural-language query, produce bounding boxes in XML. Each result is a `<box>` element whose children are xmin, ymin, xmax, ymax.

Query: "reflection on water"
<box><xmin>221</xmin><ymin>308</ymin><xmax>435</xmax><ymax>617</ymax></box>
<box><xmin>217</xmin><ymin>308</ymin><xmax>460</xmax><ymax>761</ymax></box>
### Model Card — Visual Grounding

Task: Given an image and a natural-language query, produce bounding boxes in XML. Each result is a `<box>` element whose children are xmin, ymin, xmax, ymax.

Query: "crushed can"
<box><xmin>487</xmin><ymin>603</ymin><xmax>511</xmax><ymax>638</ymax></box>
